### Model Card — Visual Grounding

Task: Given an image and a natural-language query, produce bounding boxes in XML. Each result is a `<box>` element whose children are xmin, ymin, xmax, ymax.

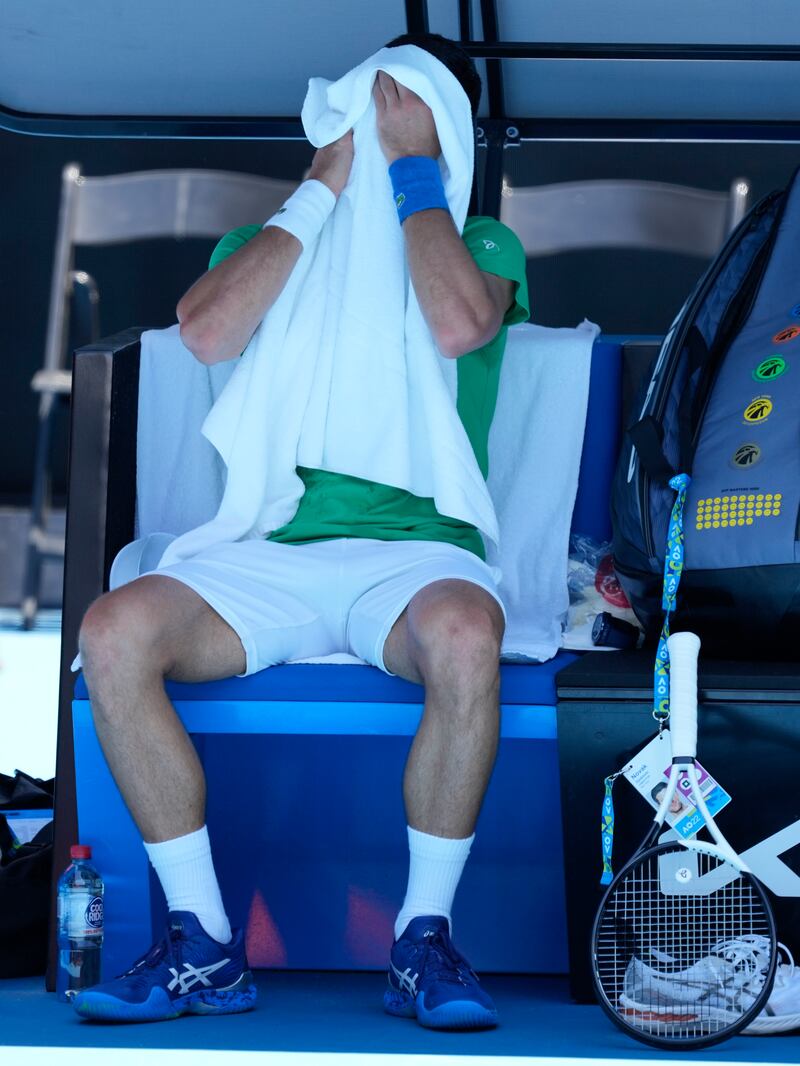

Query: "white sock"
<box><xmin>394</xmin><ymin>826</ymin><xmax>474</xmax><ymax>941</ymax></box>
<box><xmin>143</xmin><ymin>825</ymin><xmax>232</xmax><ymax>944</ymax></box>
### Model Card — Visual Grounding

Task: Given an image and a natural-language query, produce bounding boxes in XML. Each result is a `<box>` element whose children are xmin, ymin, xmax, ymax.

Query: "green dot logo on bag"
<box><xmin>743</xmin><ymin>396</ymin><xmax>773</xmax><ymax>423</ymax></box>
<box><xmin>753</xmin><ymin>356</ymin><xmax>787</xmax><ymax>381</ymax></box>
<box><xmin>731</xmin><ymin>443</ymin><xmax>762</xmax><ymax>468</ymax></box>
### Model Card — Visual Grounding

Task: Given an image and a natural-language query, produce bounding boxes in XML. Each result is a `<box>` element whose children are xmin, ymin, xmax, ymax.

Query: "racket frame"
<box><xmin>590</xmin><ymin>632</ymin><xmax>777</xmax><ymax>1048</ymax></box>
<box><xmin>590</xmin><ymin>835</ymin><xmax>777</xmax><ymax>1050</ymax></box>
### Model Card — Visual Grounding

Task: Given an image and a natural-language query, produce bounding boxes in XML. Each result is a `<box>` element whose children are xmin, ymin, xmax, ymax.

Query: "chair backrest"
<box><xmin>44</xmin><ymin>163</ymin><xmax>298</xmax><ymax>372</ymax></box>
<box><xmin>500</xmin><ymin>177</ymin><xmax>750</xmax><ymax>259</ymax></box>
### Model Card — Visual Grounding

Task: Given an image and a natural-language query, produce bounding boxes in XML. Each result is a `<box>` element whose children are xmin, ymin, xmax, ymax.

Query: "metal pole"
<box><xmin>479</xmin><ymin>0</ymin><xmax>505</xmax><ymax>119</ymax></box>
<box><xmin>458</xmin><ymin>0</ymin><xmax>473</xmax><ymax>42</ymax></box>
<box><xmin>461</xmin><ymin>41</ymin><xmax>800</xmax><ymax>61</ymax></box>
<box><xmin>404</xmin><ymin>0</ymin><xmax>430</xmax><ymax>35</ymax></box>
<box><xmin>454</xmin><ymin>0</ymin><xmax>480</xmax><ymax>216</ymax></box>
<box><xmin>478</xmin><ymin>0</ymin><xmax>506</xmax><ymax>218</ymax></box>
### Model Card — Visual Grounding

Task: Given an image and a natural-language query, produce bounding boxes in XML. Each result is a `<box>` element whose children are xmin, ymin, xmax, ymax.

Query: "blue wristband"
<box><xmin>388</xmin><ymin>156</ymin><xmax>449</xmax><ymax>224</ymax></box>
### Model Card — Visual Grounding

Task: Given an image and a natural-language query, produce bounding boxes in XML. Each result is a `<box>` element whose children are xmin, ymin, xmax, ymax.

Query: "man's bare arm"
<box><xmin>402</xmin><ymin>210</ymin><xmax>514</xmax><ymax>358</ymax></box>
<box><xmin>176</xmin><ymin>132</ymin><xmax>354</xmax><ymax>365</ymax></box>
<box><xmin>372</xmin><ymin>72</ymin><xmax>513</xmax><ymax>358</ymax></box>
<box><xmin>177</xmin><ymin>226</ymin><xmax>301</xmax><ymax>365</ymax></box>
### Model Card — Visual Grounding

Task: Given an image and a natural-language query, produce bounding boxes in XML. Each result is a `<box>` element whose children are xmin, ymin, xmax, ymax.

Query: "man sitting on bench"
<box><xmin>73</xmin><ymin>32</ymin><xmax>529</xmax><ymax>1029</ymax></box>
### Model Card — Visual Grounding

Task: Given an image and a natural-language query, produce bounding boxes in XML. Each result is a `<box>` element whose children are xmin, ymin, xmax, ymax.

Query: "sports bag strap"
<box><xmin>677</xmin><ymin>326</ymin><xmax>711</xmax><ymax>470</ymax></box>
<box><xmin>628</xmin><ymin>416</ymin><xmax>675</xmax><ymax>483</ymax></box>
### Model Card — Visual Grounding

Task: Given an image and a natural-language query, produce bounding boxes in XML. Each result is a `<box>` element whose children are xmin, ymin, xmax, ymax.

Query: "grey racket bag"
<box><xmin>612</xmin><ymin>166</ymin><xmax>800</xmax><ymax>656</ymax></box>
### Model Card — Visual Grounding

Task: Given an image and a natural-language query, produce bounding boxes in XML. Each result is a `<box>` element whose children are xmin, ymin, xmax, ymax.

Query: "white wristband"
<box><xmin>262</xmin><ymin>179</ymin><xmax>336</xmax><ymax>250</ymax></box>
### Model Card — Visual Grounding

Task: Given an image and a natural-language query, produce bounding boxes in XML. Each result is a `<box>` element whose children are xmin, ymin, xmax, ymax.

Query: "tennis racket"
<box><xmin>591</xmin><ymin>631</ymin><xmax>777</xmax><ymax>1050</ymax></box>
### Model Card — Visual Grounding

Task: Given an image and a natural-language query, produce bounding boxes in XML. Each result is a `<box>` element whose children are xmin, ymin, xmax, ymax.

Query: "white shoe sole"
<box><xmin>743</xmin><ymin>1011</ymin><xmax>800</xmax><ymax>1035</ymax></box>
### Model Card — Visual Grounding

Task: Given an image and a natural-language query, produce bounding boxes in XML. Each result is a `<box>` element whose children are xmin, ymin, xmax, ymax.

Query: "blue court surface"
<box><xmin>2</xmin><ymin>973</ymin><xmax>798</xmax><ymax>1065</ymax></box>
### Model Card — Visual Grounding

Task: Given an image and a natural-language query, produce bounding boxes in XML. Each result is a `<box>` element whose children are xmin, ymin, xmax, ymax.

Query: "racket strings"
<box><xmin>595</xmin><ymin>847</ymin><xmax>772</xmax><ymax>1042</ymax></box>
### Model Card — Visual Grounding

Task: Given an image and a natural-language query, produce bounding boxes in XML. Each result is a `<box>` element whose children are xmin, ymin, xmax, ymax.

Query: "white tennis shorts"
<box><xmin>119</xmin><ymin>537</ymin><xmax>505</xmax><ymax>678</ymax></box>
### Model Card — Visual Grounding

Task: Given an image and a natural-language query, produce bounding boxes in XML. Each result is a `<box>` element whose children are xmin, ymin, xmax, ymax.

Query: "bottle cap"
<box><xmin>70</xmin><ymin>844</ymin><xmax>92</xmax><ymax>860</ymax></box>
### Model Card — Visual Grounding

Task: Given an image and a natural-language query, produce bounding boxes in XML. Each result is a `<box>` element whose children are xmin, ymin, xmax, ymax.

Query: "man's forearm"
<box><xmin>177</xmin><ymin>135</ymin><xmax>352</xmax><ymax>366</ymax></box>
<box><xmin>402</xmin><ymin>209</ymin><xmax>502</xmax><ymax>358</ymax></box>
<box><xmin>176</xmin><ymin>225</ymin><xmax>302</xmax><ymax>365</ymax></box>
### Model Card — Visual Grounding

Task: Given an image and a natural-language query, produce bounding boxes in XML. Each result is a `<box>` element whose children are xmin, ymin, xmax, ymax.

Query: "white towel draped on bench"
<box><xmin>126</xmin><ymin>319</ymin><xmax>597</xmax><ymax>666</ymax></box>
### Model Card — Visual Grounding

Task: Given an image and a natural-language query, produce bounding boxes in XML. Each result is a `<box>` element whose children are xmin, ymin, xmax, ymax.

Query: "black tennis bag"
<box><xmin>0</xmin><ymin>771</ymin><xmax>54</xmax><ymax>978</ymax></box>
<box><xmin>612</xmin><ymin>166</ymin><xmax>800</xmax><ymax>656</ymax></box>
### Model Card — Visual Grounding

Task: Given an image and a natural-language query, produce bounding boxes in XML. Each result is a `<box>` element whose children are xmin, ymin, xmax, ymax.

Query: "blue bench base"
<box><xmin>73</xmin><ymin>657</ymin><xmax>577</xmax><ymax>977</ymax></box>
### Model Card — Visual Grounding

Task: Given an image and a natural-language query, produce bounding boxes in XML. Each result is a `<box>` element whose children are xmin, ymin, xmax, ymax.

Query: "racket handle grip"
<box><xmin>667</xmin><ymin>631</ymin><xmax>701</xmax><ymax>759</ymax></box>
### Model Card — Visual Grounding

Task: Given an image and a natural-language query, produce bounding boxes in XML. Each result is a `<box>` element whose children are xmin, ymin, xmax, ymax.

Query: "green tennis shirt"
<box><xmin>209</xmin><ymin>214</ymin><xmax>529</xmax><ymax>560</ymax></box>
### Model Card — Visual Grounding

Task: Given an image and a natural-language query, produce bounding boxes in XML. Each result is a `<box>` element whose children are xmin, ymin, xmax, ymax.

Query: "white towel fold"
<box><xmin>486</xmin><ymin>320</ymin><xmax>598</xmax><ymax>661</ymax></box>
<box><xmin>134</xmin><ymin>324</ymin><xmax>235</xmax><ymax>540</ymax></box>
<box><xmin>157</xmin><ymin>44</ymin><xmax>497</xmax><ymax>572</ymax></box>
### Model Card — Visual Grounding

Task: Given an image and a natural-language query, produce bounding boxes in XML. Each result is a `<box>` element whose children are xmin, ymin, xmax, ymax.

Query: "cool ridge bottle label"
<box><xmin>66</xmin><ymin>891</ymin><xmax>104</xmax><ymax>938</ymax></box>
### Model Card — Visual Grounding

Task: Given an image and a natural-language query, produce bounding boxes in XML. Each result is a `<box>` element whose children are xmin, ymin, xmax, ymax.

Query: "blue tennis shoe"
<box><xmin>73</xmin><ymin>911</ymin><xmax>256</xmax><ymax>1023</ymax></box>
<box><xmin>383</xmin><ymin>915</ymin><xmax>498</xmax><ymax>1029</ymax></box>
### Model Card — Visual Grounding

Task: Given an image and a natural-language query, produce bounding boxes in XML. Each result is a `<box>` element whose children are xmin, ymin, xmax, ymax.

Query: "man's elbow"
<box><xmin>178</xmin><ymin>317</ymin><xmax>210</xmax><ymax>364</ymax></box>
<box><xmin>436</xmin><ymin>306</ymin><xmax>503</xmax><ymax>359</ymax></box>
<box><xmin>178</xmin><ymin>311</ymin><xmax>221</xmax><ymax>366</ymax></box>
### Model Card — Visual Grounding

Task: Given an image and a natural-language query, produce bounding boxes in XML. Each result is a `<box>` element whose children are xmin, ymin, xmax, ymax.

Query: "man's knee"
<box><xmin>410</xmin><ymin>586</ymin><xmax>504</xmax><ymax>691</ymax></box>
<box><xmin>78</xmin><ymin>580</ymin><xmax>173</xmax><ymax>680</ymax></box>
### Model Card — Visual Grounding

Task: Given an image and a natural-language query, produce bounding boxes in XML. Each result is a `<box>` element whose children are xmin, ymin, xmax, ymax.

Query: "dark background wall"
<box><xmin>2</xmin><ymin>127</ymin><xmax>800</xmax><ymax>504</ymax></box>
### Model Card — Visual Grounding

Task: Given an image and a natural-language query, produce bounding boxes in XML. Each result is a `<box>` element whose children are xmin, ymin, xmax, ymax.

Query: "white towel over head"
<box><xmin>157</xmin><ymin>44</ymin><xmax>498</xmax><ymax>572</ymax></box>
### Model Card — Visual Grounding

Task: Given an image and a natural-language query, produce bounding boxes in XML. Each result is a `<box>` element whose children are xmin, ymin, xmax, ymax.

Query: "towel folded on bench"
<box><xmin>116</xmin><ymin>319</ymin><xmax>596</xmax><ymax>667</ymax></box>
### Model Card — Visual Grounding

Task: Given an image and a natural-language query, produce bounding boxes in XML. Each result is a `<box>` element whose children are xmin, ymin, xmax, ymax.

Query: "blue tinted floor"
<box><xmin>2</xmin><ymin>973</ymin><xmax>798</xmax><ymax>1061</ymax></box>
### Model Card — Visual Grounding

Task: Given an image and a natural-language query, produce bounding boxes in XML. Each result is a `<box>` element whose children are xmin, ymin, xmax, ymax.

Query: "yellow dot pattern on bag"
<box><xmin>695</xmin><ymin>493</ymin><xmax>782</xmax><ymax>530</ymax></box>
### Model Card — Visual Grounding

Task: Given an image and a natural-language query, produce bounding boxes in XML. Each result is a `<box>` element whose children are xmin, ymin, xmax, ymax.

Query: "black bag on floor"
<box><xmin>612</xmin><ymin>166</ymin><xmax>800</xmax><ymax>655</ymax></box>
<box><xmin>0</xmin><ymin>771</ymin><xmax>54</xmax><ymax>978</ymax></box>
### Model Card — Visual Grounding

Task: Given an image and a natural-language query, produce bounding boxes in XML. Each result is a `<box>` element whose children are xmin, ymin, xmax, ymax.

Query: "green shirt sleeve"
<box><xmin>208</xmin><ymin>224</ymin><xmax>263</xmax><ymax>270</ymax></box>
<box><xmin>461</xmin><ymin>215</ymin><xmax>530</xmax><ymax>325</ymax></box>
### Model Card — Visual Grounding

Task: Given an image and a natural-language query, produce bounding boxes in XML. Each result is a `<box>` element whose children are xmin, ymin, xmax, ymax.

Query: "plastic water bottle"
<box><xmin>56</xmin><ymin>844</ymin><xmax>104</xmax><ymax>1002</ymax></box>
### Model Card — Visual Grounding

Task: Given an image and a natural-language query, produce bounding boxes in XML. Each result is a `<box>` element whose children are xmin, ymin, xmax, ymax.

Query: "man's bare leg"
<box><xmin>78</xmin><ymin>574</ymin><xmax>247</xmax><ymax>843</ymax></box>
<box><xmin>382</xmin><ymin>577</ymin><xmax>502</xmax><ymax>942</ymax></box>
<box><xmin>71</xmin><ymin>572</ymin><xmax>257</xmax><ymax>1024</ymax></box>
<box><xmin>382</xmin><ymin>577</ymin><xmax>504</xmax><ymax>840</ymax></box>
<box><xmin>73</xmin><ymin>575</ymin><xmax>258</xmax><ymax>1019</ymax></box>
<box><xmin>381</xmin><ymin>578</ymin><xmax>503</xmax><ymax>1027</ymax></box>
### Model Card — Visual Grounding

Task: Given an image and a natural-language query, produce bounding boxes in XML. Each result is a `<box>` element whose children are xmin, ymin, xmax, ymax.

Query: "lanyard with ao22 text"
<box><xmin>600</xmin><ymin>473</ymin><xmax>690</xmax><ymax>885</ymax></box>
